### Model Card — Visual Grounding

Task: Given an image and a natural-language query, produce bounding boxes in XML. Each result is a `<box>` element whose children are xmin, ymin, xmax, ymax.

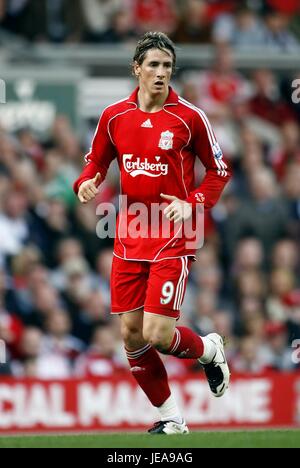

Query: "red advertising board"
<box><xmin>0</xmin><ymin>373</ymin><xmax>299</xmax><ymax>434</ymax></box>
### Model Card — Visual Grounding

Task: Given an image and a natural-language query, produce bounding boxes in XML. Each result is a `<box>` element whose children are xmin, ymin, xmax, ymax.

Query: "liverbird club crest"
<box><xmin>158</xmin><ymin>130</ymin><xmax>174</xmax><ymax>150</ymax></box>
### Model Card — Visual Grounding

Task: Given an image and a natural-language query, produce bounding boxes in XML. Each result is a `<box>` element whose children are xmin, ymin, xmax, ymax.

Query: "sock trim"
<box><xmin>169</xmin><ymin>328</ymin><xmax>181</xmax><ymax>354</ymax></box>
<box><xmin>126</xmin><ymin>344</ymin><xmax>151</xmax><ymax>359</ymax></box>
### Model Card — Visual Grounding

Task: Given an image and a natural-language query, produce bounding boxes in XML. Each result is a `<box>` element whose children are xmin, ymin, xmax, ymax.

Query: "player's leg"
<box><xmin>144</xmin><ymin>256</ymin><xmax>230</xmax><ymax>398</ymax></box>
<box><xmin>120</xmin><ymin>310</ymin><xmax>188</xmax><ymax>434</ymax></box>
<box><xmin>120</xmin><ymin>309</ymin><xmax>172</xmax><ymax>410</ymax></box>
<box><xmin>111</xmin><ymin>256</ymin><xmax>188</xmax><ymax>434</ymax></box>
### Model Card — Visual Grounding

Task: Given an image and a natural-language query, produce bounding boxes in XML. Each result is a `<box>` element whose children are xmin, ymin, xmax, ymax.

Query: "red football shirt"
<box><xmin>74</xmin><ymin>87</ymin><xmax>231</xmax><ymax>261</ymax></box>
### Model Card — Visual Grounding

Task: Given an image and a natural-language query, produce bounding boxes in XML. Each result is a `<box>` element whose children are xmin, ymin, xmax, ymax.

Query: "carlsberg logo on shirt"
<box><xmin>123</xmin><ymin>154</ymin><xmax>168</xmax><ymax>178</ymax></box>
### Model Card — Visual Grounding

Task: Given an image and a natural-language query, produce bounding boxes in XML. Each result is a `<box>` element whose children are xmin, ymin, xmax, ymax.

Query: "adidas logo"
<box><xmin>178</xmin><ymin>349</ymin><xmax>190</xmax><ymax>358</ymax></box>
<box><xmin>141</xmin><ymin>119</ymin><xmax>153</xmax><ymax>128</ymax></box>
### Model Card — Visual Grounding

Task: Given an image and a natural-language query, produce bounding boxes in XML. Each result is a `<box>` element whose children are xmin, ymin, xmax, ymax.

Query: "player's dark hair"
<box><xmin>132</xmin><ymin>32</ymin><xmax>177</xmax><ymax>75</ymax></box>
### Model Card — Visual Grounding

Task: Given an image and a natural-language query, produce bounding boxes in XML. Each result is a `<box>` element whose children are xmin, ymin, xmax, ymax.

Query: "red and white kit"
<box><xmin>74</xmin><ymin>87</ymin><xmax>231</xmax><ymax>317</ymax></box>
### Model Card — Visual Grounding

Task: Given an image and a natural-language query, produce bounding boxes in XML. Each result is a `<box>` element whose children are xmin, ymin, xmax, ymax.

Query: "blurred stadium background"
<box><xmin>0</xmin><ymin>0</ymin><xmax>300</xmax><ymax>435</ymax></box>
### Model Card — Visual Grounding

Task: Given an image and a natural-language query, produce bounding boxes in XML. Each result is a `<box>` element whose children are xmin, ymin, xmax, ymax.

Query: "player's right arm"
<box><xmin>78</xmin><ymin>172</ymin><xmax>101</xmax><ymax>204</ymax></box>
<box><xmin>73</xmin><ymin>108</ymin><xmax>116</xmax><ymax>203</ymax></box>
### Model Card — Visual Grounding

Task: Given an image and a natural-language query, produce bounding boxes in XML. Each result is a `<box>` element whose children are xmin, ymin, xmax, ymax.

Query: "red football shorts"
<box><xmin>111</xmin><ymin>255</ymin><xmax>193</xmax><ymax>319</ymax></box>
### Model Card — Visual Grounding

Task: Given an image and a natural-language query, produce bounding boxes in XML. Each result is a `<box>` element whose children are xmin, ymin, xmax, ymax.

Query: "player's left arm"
<box><xmin>185</xmin><ymin>110</ymin><xmax>232</xmax><ymax>210</ymax></box>
<box><xmin>161</xmin><ymin>110</ymin><xmax>231</xmax><ymax>222</ymax></box>
<box><xmin>161</xmin><ymin>193</ymin><xmax>193</xmax><ymax>223</ymax></box>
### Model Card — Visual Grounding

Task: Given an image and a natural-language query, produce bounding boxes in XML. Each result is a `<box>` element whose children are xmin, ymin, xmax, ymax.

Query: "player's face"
<box><xmin>135</xmin><ymin>48</ymin><xmax>173</xmax><ymax>96</ymax></box>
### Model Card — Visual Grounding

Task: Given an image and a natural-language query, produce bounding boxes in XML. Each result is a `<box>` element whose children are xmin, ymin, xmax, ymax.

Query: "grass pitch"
<box><xmin>0</xmin><ymin>430</ymin><xmax>300</xmax><ymax>448</ymax></box>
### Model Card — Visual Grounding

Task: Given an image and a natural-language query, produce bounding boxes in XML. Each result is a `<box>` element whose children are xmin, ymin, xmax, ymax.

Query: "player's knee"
<box><xmin>121</xmin><ymin>323</ymin><xmax>144</xmax><ymax>348</ymax></box>
<box><xmin>143</xmin><ymin>329</ymin><xmax>171</xmax><ymax>351</ymax></box>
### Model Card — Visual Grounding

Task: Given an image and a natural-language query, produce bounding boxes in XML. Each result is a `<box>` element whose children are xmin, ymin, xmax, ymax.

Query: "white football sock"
<box><xmin>198</xmin><ymin>336</ymin><xmax>217</xmax><ymax>364</ymax></box>
<box><xmin>157</xmin><ymin>394</ymin><xmax>183</xmax><ymax>424</ymax></box>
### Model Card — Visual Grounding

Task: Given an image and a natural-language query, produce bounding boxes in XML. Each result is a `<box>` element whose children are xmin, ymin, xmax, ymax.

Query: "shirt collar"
<box><xmin>127</xmin><ymin>86</ymin><xmax>179</xmax><ymax>107</ymax></box>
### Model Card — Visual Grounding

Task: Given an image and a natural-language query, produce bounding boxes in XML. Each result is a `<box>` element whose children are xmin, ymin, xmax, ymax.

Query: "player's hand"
<box><xmin>160</xmin><ymin>194</ymin><xmax>193</xmax><ymax>223</ymax></box>
<box><xmin>78</xmin><ymin>173</ymin><xmax>101</xmax><ymax>204</ymax></box>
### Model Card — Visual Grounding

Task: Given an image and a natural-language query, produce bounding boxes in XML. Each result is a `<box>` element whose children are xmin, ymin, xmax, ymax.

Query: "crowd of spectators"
<box><xmin>0</xmin><ymin>0</ymin><xmax>300</xmax><ymax>49</ymax></box>
<box><xmin>0</xmin><ymin>0</ymin><xmax>299</xmax><ymax>380</ymax></box>
<box><xmin>0</xmin><ymin>49</ymin><xmax>299</xmax><ymax>378</ymax></box>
